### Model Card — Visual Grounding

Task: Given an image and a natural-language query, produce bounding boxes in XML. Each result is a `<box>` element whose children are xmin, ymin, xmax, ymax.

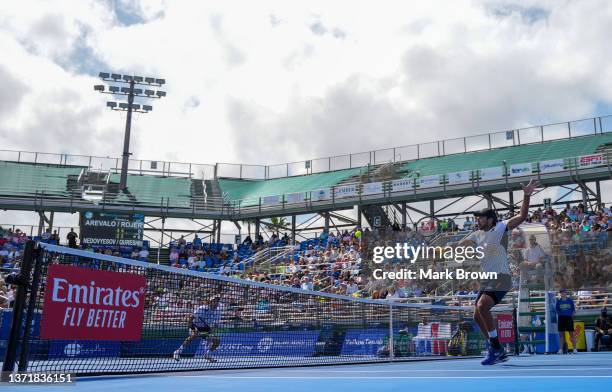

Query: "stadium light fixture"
<box><xmin>94</xmin><ymin>71</ymin><xmax>167</xmax><ymax>190</ymax></box>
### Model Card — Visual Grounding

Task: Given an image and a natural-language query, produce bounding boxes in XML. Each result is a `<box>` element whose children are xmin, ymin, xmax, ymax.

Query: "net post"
<box><xmin>389</xmin><ymin>302</ymin><xmax>394</xmax><ymax>361</ymax></box>
<box><xmin>1</xmin><ymin>240</ymin><xmax>36</xmax><ymax>380</ymax></box>
<box><xmin>512</xmin><ymin>296</ymin><xmax>520</xmax><ymax>356</ymax></box>
<box><xmin>17</xmin><ymin>244</ymin><xmax>43</xmax><ymax>371</ymax></box>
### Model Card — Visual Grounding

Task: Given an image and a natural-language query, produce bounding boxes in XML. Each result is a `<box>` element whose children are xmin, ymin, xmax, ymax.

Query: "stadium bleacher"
<box><xmin>398</xmin><ymin>133</ymin><xmax>612</xmax><ymax>178</ymax></box>
<box><xmin>217</xmin><ymin>133</ymin><xmax>612</xmax><ymax>205</ymax></box>
<box><xmin>0</xmin><ymin>161</ymin><xmax>84</xmax><ymax>197</ymax></box>
<box><xmin>217</xmin><ymin>167</ymin><xmax>364</xmax><ymax>206</ymax></box>
<box><xmin>1</xmin><ymin>132</ymin><xmax>609</xmax><ymax>211</ymax></box>
<box><xmin>107</xmin><ymin>173</ymin><xmax>193</xmax><ymax>208</ymax></box>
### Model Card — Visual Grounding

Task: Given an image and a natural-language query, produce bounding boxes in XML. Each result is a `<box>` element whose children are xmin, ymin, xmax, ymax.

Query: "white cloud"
<box><xmin>0</xmin><ymin>0</ymin><xmax>611</xmax><ymax>168</ymax></box>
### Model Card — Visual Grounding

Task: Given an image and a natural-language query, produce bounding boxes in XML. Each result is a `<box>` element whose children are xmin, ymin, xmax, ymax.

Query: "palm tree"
<box><xmin>240</xmin><ymin>218</ymin><xmax>257</xmax><ymax>237</ymax></box>
<box><xmin>270</xmin><ymin>217</ymin><xmax>289</xmax><ymax>236</ymax></box>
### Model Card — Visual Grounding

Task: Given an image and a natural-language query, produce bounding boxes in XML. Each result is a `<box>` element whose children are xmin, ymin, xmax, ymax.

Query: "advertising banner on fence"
<box><xmin>362</xmin><ymin>182</ymin><xmax>383</xmax><ymax>195</ymax></box>
<box><xmin>579</xmin><ymin>154</ymin><xmax>604</xmax><ymax>168</ymax></box>
<box><xmin>40</xmin><ymin>264</ymin><xmax>146</xmax><ymax>341</ymax></box>
<box><xmin>263</xmin><ymin>195</ymin><xmax>280</xmax><ymax>205</ymax></box>
<box><xmin>539</xmin><ymin>159</ymin><xmax>567</xmax><ymax>173</ymax></box>
<box><xmin>509</xmin><ymin>163</ymin><xmax>533</xmax><ymax>177</ymax></box>
<box><xmin>285</xmin><ymin>192</ymin><xmax>304</xmax><ymax>204</ymax></box>
<box><xmin>335</xmin><ymin>185</ymin><xmax>358</xmax><ymax>198</ymax></box>
<box><xmin>418</xmin><ymin>175</ymin><xmax>441</xmax><ymax>188</ymax></box>
<box><xmin>479</xmin><ymin>166</ymin><xmax>504</xmax><ymax>181</ymax></box>
<box><xmin>496</xmin><ymin>313</ymin><xmax>515</xmax><ymax>344</ymax></box>
<box><xmin>312</xmin><ymin>188</ymin><xmax>330</xmax><ymax>201</ymax></box>
<box><xmin>340</xmin><ymin>329</ymin><xmax>387</xmax><ymax>356</ymax></box>
<box><xmin>198</xmin><ymin>331</ymin><xmax>320</xmax><ymax>357</ymax></box>
<box><xmin>80</xmin><ymin>211</ymin><xmax>144</xmax><ymax>247</ymax></box>
<box><xmin>49</xmin><ymin>340</ymin><xmax>121</xmax><ymax>359</ymax></box>
<box><xmin>392</xmin><ymin>178</ymin><xmax>414</xmax><ymax>192</ymax></box>
<box><xmin>566</xmin><ymin>321</ymin><xmax>587</xmax><ymax>351</ymax></box>
<box><xmin>447</xmin><ymin>170</ymin><xmax>471</xmax><ymax>185</ymax></box>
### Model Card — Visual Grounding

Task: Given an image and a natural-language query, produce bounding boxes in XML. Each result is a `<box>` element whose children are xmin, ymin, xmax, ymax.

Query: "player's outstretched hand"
<box><xmin>522</xmin><ymin>179</ymin><xmax>539</xmax><ymax>196</ymax></box>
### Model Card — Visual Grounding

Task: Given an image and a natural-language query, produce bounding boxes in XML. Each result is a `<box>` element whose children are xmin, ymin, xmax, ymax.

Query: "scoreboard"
<box><xmin>80</xmin><ymin>211</ymin><xmax>144</xmax><ymax>247</ymax></box>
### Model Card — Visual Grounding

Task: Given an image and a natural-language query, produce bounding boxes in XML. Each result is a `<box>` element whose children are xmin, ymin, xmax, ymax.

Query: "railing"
<box><xmin>1</xmin><ymin>150</ymin><xmax>610</xmax><ymax>218</ymax></box>
<box><xmin>245</xmin><ymin>245</ymin><xmax>295</xmax><ymax>274</ymax></box>
<box><xmin>0</xmin><ymin>184</ymin><xmax>239</xmax><ymax>218</ymax></box>
<box><xmin>0</xmin><ymin>150</ymin><xmax>216</xmax><ymax>180</ymax></box>
<box><xmin>216</xmin><ymin>114</ymin><xmax>612</xmax><ymax>179</ymax></box>
<box><xmin>1</xmin><ymin>115</ymin><xmax>610</xmax><ymax>181</ymax></box>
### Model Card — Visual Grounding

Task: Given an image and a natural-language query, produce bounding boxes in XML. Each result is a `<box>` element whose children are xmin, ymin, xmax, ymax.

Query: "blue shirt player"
<box><xmin>556</xmin><ymin>289</ymin><xmax>577</xmax><ymax>354</ymax></box>
<box><xmin>174</xmin><ymin>296</ymin><xmax>222</xmax><ymax>362</ymax></box>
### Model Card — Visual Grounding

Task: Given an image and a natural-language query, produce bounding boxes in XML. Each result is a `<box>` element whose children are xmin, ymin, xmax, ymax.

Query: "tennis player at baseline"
<box><xmin>173</xmin><ymin>296</ymin><xmax>222</xmax><ymax>363</ymax></box>
<box><xmin>450</xmin><ymin>179</ymin><xmax>538</xmax><ymax>365</ymax></box>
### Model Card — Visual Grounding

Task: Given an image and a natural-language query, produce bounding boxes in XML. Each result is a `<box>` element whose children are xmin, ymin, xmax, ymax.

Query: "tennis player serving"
<box><xmin>451</xmin><ymin>179</ymin><xmax>538</xmax><ymax>365</ymax></box>
<box><xmin>173</xmin><ymin>296</ymin><xmax>222</xmax><ymax>363</ymax></box>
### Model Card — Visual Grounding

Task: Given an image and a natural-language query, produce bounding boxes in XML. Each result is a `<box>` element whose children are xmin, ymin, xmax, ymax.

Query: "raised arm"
<box><xmin>507</xmin><ymin>179</ymin><xmax>539</xmax><ymax>231</ymax></box>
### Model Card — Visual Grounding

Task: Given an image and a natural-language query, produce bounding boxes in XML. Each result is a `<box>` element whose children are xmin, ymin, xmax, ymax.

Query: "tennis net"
<box><xmin>1</xmin><ymin>242</ymin><xmax>514</xmax><ymax>376</ymax></box>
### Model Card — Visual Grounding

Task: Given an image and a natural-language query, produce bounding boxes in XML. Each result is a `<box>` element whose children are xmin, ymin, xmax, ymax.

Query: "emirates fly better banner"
<box><xmin>40</xmin><ymin>264</ymin><xmax>146</xmax><ymax>341</ymax></box>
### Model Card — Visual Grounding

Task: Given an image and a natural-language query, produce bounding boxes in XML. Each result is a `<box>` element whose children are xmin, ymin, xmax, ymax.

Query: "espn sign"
<box><xmin>578</xmin><ymin>154</ymin><xmax>604</xmax><ymax>168</ymax></box>
<box><xmin>40</xmin><ymin>264</ymin><xmax>146</xmax><ymax>341</ymax></box>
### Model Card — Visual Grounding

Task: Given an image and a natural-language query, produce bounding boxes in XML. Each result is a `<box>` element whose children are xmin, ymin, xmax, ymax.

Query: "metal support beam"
<box><xmin>157</xmin><ymin>217</ymin><xmax>165</xmax><ymax>264</ymax></box>
<box><xmin>357</xmin><ymin>206</ymin><xmax>362</xmax><ymax>228</ymax></box>
<box><xmin>405</xmin><ymin>204</ymin><xmax>430</xmax><ymax>217</ymax></box>
<box><xmin>429</xmin><ymin>200</ymin><xmax>434</xmax><ymax>217</ymax></box>
<box><xmin>325</xmin><ymin>211</ymin><xmax>357</xmax><ymax>225</ymax></box>
<box><xmin>324</xmin><ymin>212</ymin><xmax>330</xmax><ymax>233</ymax></box>
<box><xmin>401</xmin><ymin>202</ymin><xmax>407</xmax><ymax>229</ymax></box>
<box><xmin>255</xmin><ymin>218</ymin><xmax>260</xmax><ymax>238</ymax></box>
<box><xmin>37</xmin><ymin>212</ymin><xmax>45</xmax><ymax>236</ymax></box>
<box><xmin>489</xmin><ymin>194</ymin><xmax>511</xmax><ymax>209</ymax></box>
<box><xmin>48</xmin><ymin>211</ymin><xmax>54</xmax><ymax>231</ymax></box>
<box><xmin>509</xmin><ymin>191</ymin><xmax>515</xmax><ymax>214</ymax></box>
<box><xmin>596</xmin><ymin>180</ymin><xmax>602</xmax><ymax>209</ymax></box>
<box><xmin>484</xmin><ymin>193</ymin><xmax>493</xmax><ymax>209</ymax></box>
<box><xmin>216</xmin><ymin>220</ymin><xmax>222</xmax><ymax>243</ymax></box>
<box><xmin>291</xmin><ymin>215</ymin><xmax>296</xmax><ymax>245</ymax></box>
<box><xmin>580</xmin><ymin>186</ymin><xmax>588</xmax><ymax>210</ymax></box>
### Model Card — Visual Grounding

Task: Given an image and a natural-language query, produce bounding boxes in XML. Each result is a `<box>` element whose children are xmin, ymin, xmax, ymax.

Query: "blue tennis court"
<box><xmin>7</xmin><ymin>352</ymin><xmax>611</xmax><ymax>392</ymax></box>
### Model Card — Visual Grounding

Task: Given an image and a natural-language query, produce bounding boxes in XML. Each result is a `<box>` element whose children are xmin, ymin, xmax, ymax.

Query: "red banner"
<box><xmin>496</xmin><ymin>313</ymin><xmax>514</xmax><ymax>344</ymax></box>
<box><xmin>579</xmin><ymin>154</ymin><xmax>604</xmax><ymax>167</ymax></box>
<box><xmin>40</xmin><ymin>264</ymin><xmax>146</xmax><ymax>341</ymax></box>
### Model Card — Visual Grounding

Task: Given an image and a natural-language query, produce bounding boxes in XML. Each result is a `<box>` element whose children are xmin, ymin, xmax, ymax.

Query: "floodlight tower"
<box><xmin>94</xmin><ymin>73</ymin><xmax>166</xmax><ymax>191</ymax></box>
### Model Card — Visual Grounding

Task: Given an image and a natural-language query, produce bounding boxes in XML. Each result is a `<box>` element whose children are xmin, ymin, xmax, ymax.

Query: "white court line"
<box><xmin>176</xmin><ymin>375</ymin><xmax>612</xmax><ymax>379</ymax></box>
<box><xmin>263</xmin><ymin>367</ymin><xmax>612</xmax><ymax>372</ymax></box>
